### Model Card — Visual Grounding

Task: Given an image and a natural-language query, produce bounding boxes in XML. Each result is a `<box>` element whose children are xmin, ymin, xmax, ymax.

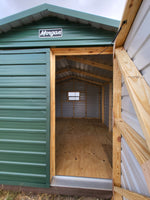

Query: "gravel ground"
<box><xmin>0</xmin><ymin>190</ymin><xmax>110</xmax><ymax>200</ymax></box>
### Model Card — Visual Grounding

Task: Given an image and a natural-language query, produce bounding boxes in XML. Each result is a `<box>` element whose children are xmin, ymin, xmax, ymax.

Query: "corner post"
<box><xmin>50</xmin><ymin>49</ymin><xmax>56</xmax><ymax>181</ymax></box>
<box><xmin>102</xmin><ymin>86</ymin><xmax>105</xmax><ymax>124</ymax></box>
<box><xmin>113</xmin><ymin>56</ymin><xmax>122</xmax><ymax>200</ymax></box>
<box><xmin>109</xmin><ymin>82</ymin><xmax>113</xmax><ymax>132</ymax></box>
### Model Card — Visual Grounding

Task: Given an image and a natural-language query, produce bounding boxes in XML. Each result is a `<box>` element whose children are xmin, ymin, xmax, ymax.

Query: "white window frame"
<box><xmin>67</xmin><ymin>91</ymin><xmax>80</xmax><ymax>101</ymax></box>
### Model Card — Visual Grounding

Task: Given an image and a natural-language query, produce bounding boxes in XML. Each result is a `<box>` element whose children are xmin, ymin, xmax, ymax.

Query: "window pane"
<box><xmin>75</xmin><ymin>92</ymin><xmax>80</xmax><ymax>96</ymax></box>
<box><xmin>68</xmin><ymin>92</ymin><xmax>80</xmax><ymax>97</ymax></box>
<box><xmin>68</xmin><ymin>96</ymin><xmax>80</xmax><ymax>101</ymax></box>
<box><xmin>68</xmin><ymin>92</ymin><xmax>73</xmax><ymax>96</ymax></box>
<box><xmin>68</xmin><ymin>92</ymin><xmax>80</xmax><ymax>100</ymax></box>
<box><xmin>69</xmin><ymin>97</ymin><xmax>76</xmax><ymax>100</ymax></box>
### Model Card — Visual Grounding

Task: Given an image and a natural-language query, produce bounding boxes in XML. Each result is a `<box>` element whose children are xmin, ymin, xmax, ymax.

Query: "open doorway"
<box><xmin>55</xmin><ymin>52</ymin><xmax>113</xmax><ymax>180</ymax></box>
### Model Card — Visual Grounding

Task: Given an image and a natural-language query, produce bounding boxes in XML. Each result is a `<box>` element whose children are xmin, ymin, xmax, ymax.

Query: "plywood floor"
<box><xmin>56</xmin><ymin>118</ymin><xmax>112</xmax><ymax>179</ymax></box>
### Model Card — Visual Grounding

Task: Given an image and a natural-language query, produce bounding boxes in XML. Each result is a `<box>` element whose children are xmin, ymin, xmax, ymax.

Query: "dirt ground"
<box><xmin>0</xmin><ymin>190</ymin><xmax>110</xmax><ymax>200</ymax></box>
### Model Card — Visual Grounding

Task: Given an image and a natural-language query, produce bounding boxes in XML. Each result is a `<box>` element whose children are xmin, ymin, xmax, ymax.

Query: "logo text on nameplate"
<box><xmin>39</xmin><ymin>28</ymin><xmax>63</xmax><ymax>38</ymax></box>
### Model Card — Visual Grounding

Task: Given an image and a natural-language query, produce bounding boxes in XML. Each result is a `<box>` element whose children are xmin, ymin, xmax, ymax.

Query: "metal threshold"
<box><xmin>51</xmin><ymin>176</ymin><xmax>112</xmax><ymax>191</ymax></box>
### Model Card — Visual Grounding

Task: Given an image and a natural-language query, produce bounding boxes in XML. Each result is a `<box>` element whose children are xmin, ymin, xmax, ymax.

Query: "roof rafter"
<box><xmin>56</xmin><ymin>68</ymin><xmax>112</xmax><ymax>81</ymax></box>
<box><xmin>72</xmin><ymin>76</ymin><xmax>103</xmax><ymax>86</ymax></box>
<box><xmin>71</xmin><ymin>68</ymin><xmax>111</xmax><ymax>81</ymax></box>
<box><xmin>56</xmin><ymin>76</ymin><xmax>73</xmax><ymax>82</ymax></box>
<box><xmin>57</xmin><ymin>68</ymin><xmax>70</xmax><ymax>74</ymax></box>
<box><xmin>56</xmin><ymin>75</ymin><xmax>103</xmax><ymax>86</ymax></box>
<box><xmin>63</xmin><ymin>56</ymin><xmax>113</xmax><ymax>71</ymax></box>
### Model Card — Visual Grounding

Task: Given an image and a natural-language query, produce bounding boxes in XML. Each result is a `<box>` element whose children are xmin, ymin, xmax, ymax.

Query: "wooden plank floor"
<box><xmin>56</xmin><ymin>118</ymin><xmax>112</xmax><ymax>179</ymax></box>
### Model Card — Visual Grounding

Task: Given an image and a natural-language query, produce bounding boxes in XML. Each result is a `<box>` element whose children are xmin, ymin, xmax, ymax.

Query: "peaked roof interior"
<box><xmin>56</xmin><ymin>54</ymin><xmax>113</xmax><ymax>86</ymax></box>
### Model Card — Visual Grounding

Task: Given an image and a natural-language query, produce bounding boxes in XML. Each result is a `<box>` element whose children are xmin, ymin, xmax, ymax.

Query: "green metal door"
<box><xmin>0</xmin><ymin>48</ymin><xmax>50</xmax><ymax>187</ymax></box>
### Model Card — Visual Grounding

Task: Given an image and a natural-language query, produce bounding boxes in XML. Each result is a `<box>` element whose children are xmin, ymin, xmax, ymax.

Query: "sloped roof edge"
<box><xmin>0</xmin><ymin>3</ymin><xmax>120</xmax><ymax>29</ymax></box>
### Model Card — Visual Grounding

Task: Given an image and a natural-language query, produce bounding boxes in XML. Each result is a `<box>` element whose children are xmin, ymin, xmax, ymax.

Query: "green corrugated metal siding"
<box><xmin>0</xmin><ymin>17</ymin><xmax>115</xmax><ymax>48</ymax></box>
<box><xmin>0</xmin><ymin>49</ymin><xmax>50</xmax><ymax>187</ymax></box>
<box><xmin>0</xmin><ymin>3</ymin><xmax>120</xmax><ymax>29</ymax></box>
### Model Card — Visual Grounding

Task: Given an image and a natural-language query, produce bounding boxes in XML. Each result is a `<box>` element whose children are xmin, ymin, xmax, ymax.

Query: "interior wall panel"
<box><xmin>74</xmin><ymin>80</ymin><xmax>86</xmax><ymax>118</ymax></box>
<box><xmin>56</xmin><ymin>84</ymin><xmax>61</xmax><ymax>117</ymax></box>
<box><xmin>87</xmin><ymin>84</ymin><xmax>99</xmax><ymax>118</ymax></box>
<box><xmin>56</xmin><ymin>80</ymin><xmax>102</xmax><ymax>119</ymax></box>
<box><xmin>104</xmin><ymin>84</ymin><xmax>109</xmax><ymax>127</ymax></box>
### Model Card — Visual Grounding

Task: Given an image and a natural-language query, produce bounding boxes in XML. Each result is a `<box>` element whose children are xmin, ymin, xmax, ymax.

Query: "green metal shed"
<box><xmin>0</xmin><ymin>3</ymin><xmax>119</xmax><ymax>48</ymax></box>
<box><xmin>0</xmin><ymin>3</ymin><xmax>119</xmax><ymax>197</ymax></box>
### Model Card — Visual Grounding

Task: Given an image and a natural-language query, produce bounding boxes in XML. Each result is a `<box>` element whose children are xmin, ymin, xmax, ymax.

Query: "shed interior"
<box><xmin>55</xmin><ymin>53</ymin><xmax>113</xmax><ymax>179</ymax></box>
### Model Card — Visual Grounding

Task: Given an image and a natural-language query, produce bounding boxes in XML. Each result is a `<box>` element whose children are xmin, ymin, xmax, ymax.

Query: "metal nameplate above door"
<box><xmin>39</xmin><ymin>28</ymin><xmax>63</xmax><ymax>38</ymax></box>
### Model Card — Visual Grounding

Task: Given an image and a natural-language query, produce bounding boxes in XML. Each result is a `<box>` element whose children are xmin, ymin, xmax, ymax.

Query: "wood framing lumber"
<box><xmin>56</xmin><ymin>68</ymin><xmax>71</xmax><ymax>74</ymax></box>
<box><xmin>71</xmin><ymin>69</ymin><xmax>112</xmax><ymax>81</ymax></box>
<box><xmin>51</xmin><ymin>46</ymin><xmax>113</xmax><ymax>55</ymax></box>
<box><xmin>115</xmin><ymin>47</ymin><xmax>150</xmax><ymax>151</ymax></box>
<box><xmin>85</xmin><ymin>82</ymin><xmax>87</xmax><ymax>118</ymax></box>
<box><xmin>74</xmin><ymin>76</ymin><xmax>103</xmax><ymax>86</ymax></box>
<box><xmin>114</xmin><ymin>186</ymin><xmax>150</xmax><ymax>200</ymax></box>
<box><xmin>57</xmin><ymin>68</ymin><xmax>111</xmax><ymax>82</ymax></box>
<box><xmin>113</xmin><ymin>57</ymin><xmax>122</xmax><ymax>200</ymax></box>
<box><xmin>115</xmin><ymin>0</ymin><xmax>143</xmax><ymax>47</ymax></box>
<box><xmin>142</xmin><ymin>159</ymin><xmax>150</xmax><ymax>193</ymax></box>
<box><xmin>99</xmin><ymin>87</ymin><xmax>101</xmax><ymax>120</ymax></box>
<box><xmin>50</xmin><ymin>50</ymin><xmax>55</xmax><ymax>180</ymax></box>
<box><xmin>66</xmin><ymin>56</ymin><xmax>113</xmax><ymax>71</ymax></box>
<box><xmin>115</xmin><ymin>118</ymin><xmax>150</xmax><ymax>165</ymax></box>
<box><xmin>56</xmin><ymin>76</ymin><xmax>73</xmax><ymax>82</ymax></box>
<box><xmin>115</xmin><ymin>123</ymin><xmax>150</xmax><ymax>193</ymax></box>
<box><xmin>109</xmin><ymin>82</ymin><xmax>112</xmax><ymax>132</ymax></box>
<box><xmin>73</xmin><ymin>79</ymin><xmax>75</xmax><ymax>118</ymax></box>
<box><xmin>61</xmin><ymin>83</ymin><xmax>63</xmax><ymax>117</ymax></box>
<box><xmin>56</xmin><ymin>75</ymin><xmax>103</xmax><ymax>86</ymax></box>
<box><xmin>102</xmin><ymin>86</ymin><xmax>104</xmax><ymax>124</ymax></box>
<box><xmin>71</xmin><ymin>78</ymin><xmax>100</xmax><ymax>88</ymax></box>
